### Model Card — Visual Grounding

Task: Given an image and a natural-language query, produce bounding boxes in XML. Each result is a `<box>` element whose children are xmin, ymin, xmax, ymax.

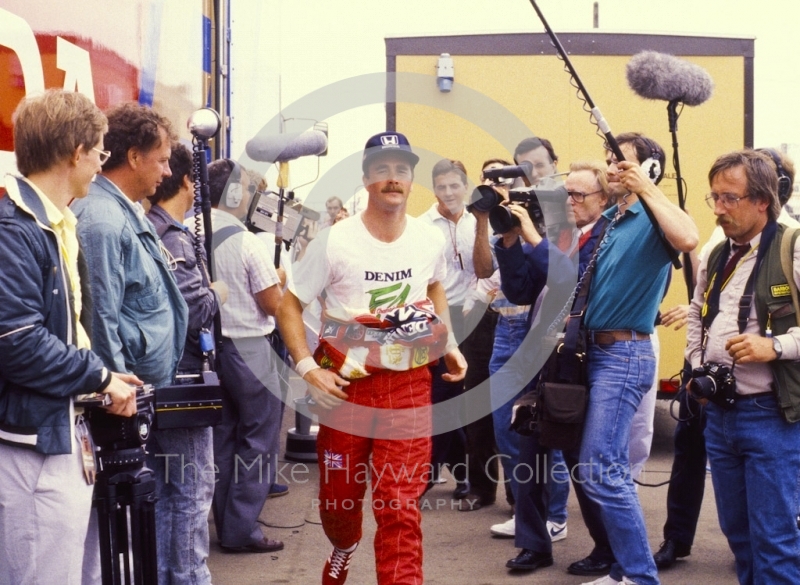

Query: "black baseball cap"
<box><xmin>362</xmin><ymin>131</ymin><xmax>420</xmax><ymax>173</ymax></box>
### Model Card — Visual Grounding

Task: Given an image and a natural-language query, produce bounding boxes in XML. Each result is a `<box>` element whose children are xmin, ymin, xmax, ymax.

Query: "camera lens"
<box><xmin>467</xmin><ymin>185</ymin><xmax>502</xmax><ymax>213</ymax></box>
<box><xmin>489</xmin><ymin>206</ymin><xmax>520</xmax><ymax>234</ymax></box>
<box><xmin>692</xmin><ymin>376</ymin><xmax>717</xmax><ymax>399</ymax></box>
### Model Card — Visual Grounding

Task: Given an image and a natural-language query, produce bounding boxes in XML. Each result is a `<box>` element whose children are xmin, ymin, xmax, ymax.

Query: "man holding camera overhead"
<box><xmin>686</xmin><ymin>149</ymin><xmax>800</xmax><ymax>585</ymax></box>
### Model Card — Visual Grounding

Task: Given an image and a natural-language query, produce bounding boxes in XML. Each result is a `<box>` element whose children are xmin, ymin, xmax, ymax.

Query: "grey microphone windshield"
<box><xmin>246</xmin><ymin>129</ymin><xmax>328</xmax><ymax>163</ymax></box>
<box><xmin>626</xmin><ymin>51</ymin><xmax>713</xmax><ymax>107</ymax></box>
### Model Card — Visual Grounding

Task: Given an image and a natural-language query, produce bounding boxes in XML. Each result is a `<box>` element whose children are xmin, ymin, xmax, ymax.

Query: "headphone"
<box><xmin>223</xmin><ymin>159</ymin><xmax>243</xmax><ymax>208</ymax></box>
<box><xmin>639</xmin><ymin>137</ymin><xmax>663</xmax><ymax>184</ymax></box>
<box><xmin>761</xmin><ymin>148</ymin><xmax>792</xmax><ymax>206</ymax></box>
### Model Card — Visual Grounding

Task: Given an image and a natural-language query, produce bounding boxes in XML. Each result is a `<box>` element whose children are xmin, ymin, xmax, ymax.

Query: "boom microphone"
<box><xmin>626</xmin><ymin>51</ymin><xmax>714</xmax><ymax>106</ymax></box>
<box><xmin>246</xmin><ymin>129</ymin><xmax>328</xmax><ymax>163</ymax></box>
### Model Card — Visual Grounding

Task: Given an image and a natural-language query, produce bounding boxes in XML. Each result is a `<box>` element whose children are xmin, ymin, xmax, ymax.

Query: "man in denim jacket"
<box><xmin>72</xmin><ymin>102</ymin><xmax>188</xmax><ymax>584</ymax></box>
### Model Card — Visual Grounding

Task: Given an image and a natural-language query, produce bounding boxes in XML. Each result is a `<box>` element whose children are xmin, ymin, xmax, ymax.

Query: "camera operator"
<box><xmin>474</xmin><ymin>141</ymin><xmax>565</xmax><ymax>535</ymax></box>
<box><xmin>145</xmin><ymin>143</ymin><xmax>228</xmax><ymax>583</ymax></box>
<box><xmin>71</xmin><ymin>103</ymin><xmax>189</xmax><ymax>584</ymax></box>
<box><xmin>0</xmin><ymin>90</ymin><xmax>137</xmax><ymax>585</ymax></box>
<box><xmin>686</xmin><ymin>149</ymin><xmax>800</xmax><ymax>584</ymax></box>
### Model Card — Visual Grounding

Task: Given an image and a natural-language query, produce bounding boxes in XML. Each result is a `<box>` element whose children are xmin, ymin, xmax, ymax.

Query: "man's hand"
<box><xmin>507</xmin><ymin>203</ymin><xmax>542</xmax><ymax>247</ymax></box>
<box><xmin>660</xmin><ymin>305</ymin><xmax>689</xmax><ymax>330</ymax></box>
<box><xmin>685</xmin><ymin>379</ymin><xmax>709</xmax><ymax>406</ymax></box>
<box><xmin>617</xmin><ymin>160</ymin><xmax>655</xmax><ymax>197</ymax></box>
<box><xmin>103</xmin><ymin>372</ymin><xmax>140</xmax><ymax>417</ymax></box>
<box><xmin>725</xmin><ymin>333</ymin><xmax>778</xmax><ymax>364</ymax></box>
<box><xmin>304</xmin><ymin>368</ymin><xmax>351</xmax><ymax>410</ymax></box>
<box><xmin>441</xmin><ymin>348</ymin><xmax>467</xmax><ymax>383</ymax></box>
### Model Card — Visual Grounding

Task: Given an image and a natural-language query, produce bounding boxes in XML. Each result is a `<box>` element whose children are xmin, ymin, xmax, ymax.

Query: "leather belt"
<box><xmin>734</xmin><ymin>391</ymin><xmax>774</xmax><ymax>401</ymax></box>
<box><xmin>588</xmin><ymin>330</ymin><xmax>650</xmax><ymax>345</ymax></box>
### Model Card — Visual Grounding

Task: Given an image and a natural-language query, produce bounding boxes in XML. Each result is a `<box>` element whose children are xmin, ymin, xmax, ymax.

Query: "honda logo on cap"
<box><xmin>380</xmin><ymin>134</ymin><xmax>399</xmax><ymax>146</ymax></box>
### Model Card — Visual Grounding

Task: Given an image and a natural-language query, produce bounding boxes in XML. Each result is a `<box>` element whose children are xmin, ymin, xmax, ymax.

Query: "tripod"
<box><xmin>93</xmin><ymin>447</ymin><xmax>158</xmax><ymax>585</ymax></box>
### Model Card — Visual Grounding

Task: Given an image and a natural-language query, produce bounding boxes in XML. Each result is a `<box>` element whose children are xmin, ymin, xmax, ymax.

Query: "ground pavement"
<box><xmin>207</xmin><ymin>400</ymin><xmax>736</xmax><ymax>585</ymax></box>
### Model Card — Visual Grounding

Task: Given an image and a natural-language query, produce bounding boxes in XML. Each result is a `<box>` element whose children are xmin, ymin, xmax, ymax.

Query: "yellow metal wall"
<box><xmin>396</xmin><ymin>52</ymin><xmax>746</xmax><ymax>382</ymax></box>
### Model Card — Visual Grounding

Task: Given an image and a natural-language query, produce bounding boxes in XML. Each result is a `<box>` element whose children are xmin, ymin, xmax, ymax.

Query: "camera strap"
<box><xmin>700</xmin><ymin>220</ymin><xmax>778</xmax><ymax>367</ymax></box>
<box><xmin>543</xmin><ymin>219</ymin><xmax>612</xmax><ymax>382</ymax></box>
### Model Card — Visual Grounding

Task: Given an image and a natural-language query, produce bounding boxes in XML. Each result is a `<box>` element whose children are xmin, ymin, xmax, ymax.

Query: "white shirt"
<box><xmin>419</xmin><ymin>204</ymin><xmax>477</xmax><ymax>307</ymax></box>
<box><xmin>291</xmin><ymin>212</ymin><xmax>447</xmax><ymax>323</ymax></box>
<box><xmin>209</xmin><ymin>209</ymin><xmax>280</xmax><ymax>338</ymax></box>
<box><xmin>687</xmin><ymin>230</ymin><xmax>800</xmax><ymax>395</ymax></box>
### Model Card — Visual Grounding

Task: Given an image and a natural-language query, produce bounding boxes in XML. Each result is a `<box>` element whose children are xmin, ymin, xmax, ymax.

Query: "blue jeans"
<box><xmin>147</xmin><ymin>426</ymin><xmax>215</xmax><ymax>585</ymax></box>
<box><xmin>579</xmin><ymin>340</ymin><xmax>659</xmax><ymax>585</ymax></box>
<box><xmin>548</xmin><ymin>449</ymin><xmax>569</xmax><ymax>524</ymax></box>
<box><xmin>489</xmin><ymin>315</ymin><xmax>533</xmax><ymax>503</ymax></box>
<box><xmin>705</xmin><ymin>394</ymin><xmax>800</xmax><ymax>585</ymax></box>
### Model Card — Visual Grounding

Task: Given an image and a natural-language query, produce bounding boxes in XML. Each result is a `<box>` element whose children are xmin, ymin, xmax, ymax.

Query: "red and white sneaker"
<box><xmin>322</xmin><ymin>543</ymin><xmax>358</xmax><ymax>585</ymax></box>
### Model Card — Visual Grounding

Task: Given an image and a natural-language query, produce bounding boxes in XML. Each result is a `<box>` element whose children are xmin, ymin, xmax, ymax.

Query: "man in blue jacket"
<box><xmin>0</xmin><ymin>89</ymin><xmax>137</xmax><ymax>585</ymax></box>
<box><xmin>72</xmin><ymin>102</ymin><xmax>189</xmax><ymax>584</ymax></box>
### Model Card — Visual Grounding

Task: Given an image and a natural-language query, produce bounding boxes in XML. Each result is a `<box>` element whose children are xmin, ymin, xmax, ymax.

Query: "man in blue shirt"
<box><xmin>577</xmin><ymin>134</ymin><xmax>698</xmax><ymax>585</ymax></box>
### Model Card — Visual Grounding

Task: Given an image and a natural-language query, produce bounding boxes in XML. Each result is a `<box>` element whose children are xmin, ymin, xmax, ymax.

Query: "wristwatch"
<box><xmin>773</xmin><ymin>337</ymin><xmax>783</xmax><ymax>360</ymax></box>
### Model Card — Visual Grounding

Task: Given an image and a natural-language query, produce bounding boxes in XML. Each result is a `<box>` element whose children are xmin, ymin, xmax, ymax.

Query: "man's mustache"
<box><xmin>381</xmin><ymin>186</ymin><xmax>405</xmax><ymax>194</ymax></box>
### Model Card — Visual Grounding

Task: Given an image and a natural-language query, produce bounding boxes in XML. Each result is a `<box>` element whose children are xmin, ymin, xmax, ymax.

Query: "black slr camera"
<box><xmin>690</xmin><ymin>362</ymin><xmax>736</xmax><ymax>409</ymax></box>
<box><xmin>467</xmin><ymin>162</ymin><xmax>569</xmax><ymax>235</ymax></box>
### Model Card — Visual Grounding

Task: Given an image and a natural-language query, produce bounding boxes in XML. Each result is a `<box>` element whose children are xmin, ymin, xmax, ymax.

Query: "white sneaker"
<box><xmin>490</xmin><ymin>515</ymin><xmax>515</xmax><ymax>537</ymax></box>
<box><xmin>547</xmin><ymin>520</ymin><xmax>567</xmax><ymax>542</ymax></box>
<box><xmin>579</xmin><ymin>576</ymin><xmax>620</xmax><ymax>585</ymax></box>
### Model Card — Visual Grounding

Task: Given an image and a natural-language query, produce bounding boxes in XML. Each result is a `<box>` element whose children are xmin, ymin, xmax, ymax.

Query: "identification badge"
<box><xmin>75</xmin><ymin>415</ymin><xmax>96</xmax><ymax>485</ymax></box>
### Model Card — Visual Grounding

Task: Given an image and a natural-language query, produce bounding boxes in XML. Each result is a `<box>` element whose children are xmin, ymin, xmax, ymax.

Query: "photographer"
<box><xmin>0</xmin><ymin>90</ymin><xmax>137</xmax><ymax>585</ymax></box>
<box><xmin>686</xmin><ymin>150</ymin><xmax>800</xmax><ymax>584</ymax></box>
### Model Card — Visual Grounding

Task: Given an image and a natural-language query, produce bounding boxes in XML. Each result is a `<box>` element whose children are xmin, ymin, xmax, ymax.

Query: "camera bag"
<box><xmin>510</xmin><ymin>222</ymin><xmax>605</xmax><ymax>448</ymax></box>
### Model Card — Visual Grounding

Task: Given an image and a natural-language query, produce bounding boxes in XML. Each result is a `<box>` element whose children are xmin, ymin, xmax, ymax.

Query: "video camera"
<box><xmin>467</xmin><ymin>161</ymin><xmax>570</xmax><ymax>235</ymax></box>
<box><xmin>246</xmin><ymin>188</ymin><xmax>320</xmax><ymax>245</ymax></box>
<box><xmin>469</xmin><ymin>183</ymin><xmax>570</xmax><ymax>236</ymax></box>
<box><xmin>76</xmin><ymin>384</ymin><xmax>155</xmax><ymax>471</ymax></box>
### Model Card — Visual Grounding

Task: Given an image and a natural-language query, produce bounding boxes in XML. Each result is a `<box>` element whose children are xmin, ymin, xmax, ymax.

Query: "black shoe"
<box><xmin>452</xmin><ymin>481</ymin><xmax>470</xmax><ymax>500</ymax></box>
<box><xmin>505</xmin><ymin>549</ymin><xmax>554</xmax><ymax>571</ymax></box>
<box><xmin>457</xmin><ymin>493</ymin><xmax>495</xmax><ymax>511</ymax></box>
<box><xmin>567</xmin><ymin>555</ymin><xmax>614</xmax><ymax>576</ymax></box>
<box><xmin>220</xmin><ymin>537</ymin><xmax>285</xmax><ymax>554</ymax></box>
<box><xmin>653</xmin><ymin>539</ymin><xmax>691</xmax><ymax>569</ymax></box>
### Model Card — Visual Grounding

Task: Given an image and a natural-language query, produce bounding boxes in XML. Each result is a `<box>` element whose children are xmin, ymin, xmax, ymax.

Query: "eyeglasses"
<box><xmin>567</xmin><ymin>189</ymin><xmax>603</xmax><ymax>203</ymax></box>
<box><xmin>92</xmin><ymin>147</ymin><xmax>111</xmax><ymax>165</ymax></box>
<box><xmin>705</xmin><ymin>192</ymin><xmax>752</xmax><ymax>210</ymax></box>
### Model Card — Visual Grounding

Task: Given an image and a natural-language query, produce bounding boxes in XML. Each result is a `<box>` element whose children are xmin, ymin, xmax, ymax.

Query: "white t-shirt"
<box><xmin>418</xmin><ymin>204</ymin><xmax>477</xmax><ymax>307</ymax></box>
<box><xmin>291</xmin><ymin>212</ymin><xmax>447</xmax><ymax>322</ymax></box>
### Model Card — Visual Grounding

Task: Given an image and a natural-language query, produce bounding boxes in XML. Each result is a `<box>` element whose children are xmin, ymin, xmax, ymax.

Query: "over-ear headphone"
<box><xmin>640</xmin><ymin>137</ymin><xmax>664</xmax><ymax>185</ymax></box>
<box><xmin>760</xmin><ymin>148</ymin><xmax>792</xmax><ymax>206</ymax></box>
<box><xmin>223</xmin><ymin>159</ymin><xmax>243</xmax><ymax>208</ymax></box>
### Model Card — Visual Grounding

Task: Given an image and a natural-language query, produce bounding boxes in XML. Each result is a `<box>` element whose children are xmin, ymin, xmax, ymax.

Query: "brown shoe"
<box><xmin>220</xmin><ymin>537</ymin><xmax>285</xmax><ymax>553</ymax></box>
